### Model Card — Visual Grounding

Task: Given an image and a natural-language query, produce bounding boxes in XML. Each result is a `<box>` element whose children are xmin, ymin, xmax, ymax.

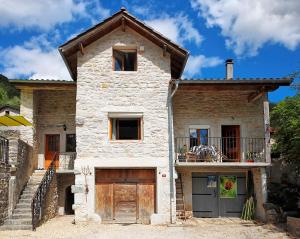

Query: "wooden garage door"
<box><xmin>95</xmin><ymin>169</ymin><xmax>155</xmax><ymax>224</ymax></box>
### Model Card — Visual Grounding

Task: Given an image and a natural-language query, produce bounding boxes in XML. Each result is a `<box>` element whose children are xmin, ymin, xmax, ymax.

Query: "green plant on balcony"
<box><xmin>178</xmin><ymin>144</ymin><xmax>188</xmax><ymax>160</ymax></box>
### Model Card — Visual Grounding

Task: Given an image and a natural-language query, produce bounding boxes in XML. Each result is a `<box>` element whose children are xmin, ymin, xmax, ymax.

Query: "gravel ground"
<box><xmin>0</xmin><ymin>216</ymin><xmax>293</xmax><ymax>239</ymax></box>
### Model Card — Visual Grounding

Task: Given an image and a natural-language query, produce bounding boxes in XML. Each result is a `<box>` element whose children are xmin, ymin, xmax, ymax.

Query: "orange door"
<box><xmin>221</xmin><ymin>125</ymin><xmax>241</xmax><ymax>161</ymax></box>
<box><xmin>45</xmin><ymin>134</ymin><xmax>60</xmax><ymax>169</ymax></box>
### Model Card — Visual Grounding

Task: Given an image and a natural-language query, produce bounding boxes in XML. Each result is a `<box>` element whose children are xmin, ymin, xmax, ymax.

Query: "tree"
<box><xmin>0</xmin><ymin>74</ymin><xmax>20</xmax><ymax>108</ymax></box>
<box><xmin>271</xmin><ymin>93</ymin><xmax>300</xmax><ymax>175</ymax></box>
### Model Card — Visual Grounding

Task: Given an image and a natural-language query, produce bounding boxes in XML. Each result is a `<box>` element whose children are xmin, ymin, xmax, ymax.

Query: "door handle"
<box><xmin>213</xmin><ymin>189</ymin><xmax>217</xmax><ymax>198</ymax></box>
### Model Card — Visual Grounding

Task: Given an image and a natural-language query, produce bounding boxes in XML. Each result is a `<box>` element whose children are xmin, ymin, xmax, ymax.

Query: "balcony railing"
<box><xmin>175</xmin><ymin>137</ymin><xmax>265</xmax><ymax>163</ymax></box>
<box><xmin>58</xmin><ymin>152</ymin><xmax>76</xmax><ymax>171</ymax></box>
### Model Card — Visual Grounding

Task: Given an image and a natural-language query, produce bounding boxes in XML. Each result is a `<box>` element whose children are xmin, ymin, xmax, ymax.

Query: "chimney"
<box><xmin>226</xmin><ymin>59</ymin><xmax>233</xmax><ymax>80</ymax></box>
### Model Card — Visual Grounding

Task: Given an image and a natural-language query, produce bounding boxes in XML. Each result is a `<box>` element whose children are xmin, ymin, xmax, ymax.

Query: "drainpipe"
<box><xmin>168</xmin><ymin>79</ymin><xmax>179</xmax><ymax>223</ymax></box>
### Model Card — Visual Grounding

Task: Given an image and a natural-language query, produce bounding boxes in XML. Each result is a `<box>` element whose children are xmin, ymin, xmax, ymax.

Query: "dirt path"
<box><xmin>0</xmin><ymin>216</ymin><xmax>292</xmax><ymax>239</ymax></box>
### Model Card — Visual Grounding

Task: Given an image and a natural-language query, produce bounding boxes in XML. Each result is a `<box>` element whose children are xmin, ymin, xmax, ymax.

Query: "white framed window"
<box><xmin>108</xmin><ymin>113</ymin><xmax>143</xmax><ymax>141</ymax></box>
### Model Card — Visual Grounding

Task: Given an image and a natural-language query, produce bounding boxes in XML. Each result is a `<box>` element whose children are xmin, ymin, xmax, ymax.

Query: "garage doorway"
<box><xmin>192</xmin><ymin>173</ymin><xmax>246</xmax><ymax>218</ymax></box>
<box><xmin>95</xmin><ymin>169</ymin><xmax>155</xmax><ymax>224</ymax></box>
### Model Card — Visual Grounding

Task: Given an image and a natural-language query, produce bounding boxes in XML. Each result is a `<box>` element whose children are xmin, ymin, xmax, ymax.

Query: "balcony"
<box><xmin>57</xmin><ymin>152</ymin><xmax>76</xmax><ymax>173</ymax></box>
<box><xmin>175</xmin><ymin>137</ymin><xmax>268</xmax><ymax>166</ymax></box>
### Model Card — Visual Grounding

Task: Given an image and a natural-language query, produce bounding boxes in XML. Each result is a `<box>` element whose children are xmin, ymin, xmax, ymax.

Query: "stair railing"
<box><xmin>31</xmin><ymin>153</ymin><xmax>57</xmax><ymax>230</ymax></box>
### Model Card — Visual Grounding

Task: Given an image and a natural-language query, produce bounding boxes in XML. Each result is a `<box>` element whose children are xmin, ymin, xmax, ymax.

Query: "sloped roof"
<box><xmin>10</xmin><ymin>79</ymin><xmax>76</xmax><ymax>90</ymax></box>
<box><xmin>59</xmin><ymin>8</ymin><xmax>189</xmax><ymax>80</ymax></box>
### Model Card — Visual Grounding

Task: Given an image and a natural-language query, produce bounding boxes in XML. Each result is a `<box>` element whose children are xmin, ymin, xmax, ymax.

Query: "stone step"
<box><xmin>23</xmin><ymin>189</ymin><xmax>38</xmax><ymax>193</ymax></box>
<box><xmin>19</xmin><ymin>199</ymin><xmax>32</xmax><ymax>204</ymax></box>
<box><xmin>0</xmin><ymin>224</ymin><xmax>32</xmax><ymax>230</ymax></box>
<box><xmin>12</xmin><ymin>213</ymin><xmax>31</xmax><ymax>219</ymax></box>
<box><xmin>15</xmin><ymin>203</ymin><xmax>31</xmax><ymax>209</ymax></box>
<box><xmin>20</xmin><ymin>194</ymin><xmax>34</xmax><ymax>199</ymax></box>
<box><xmin>4</xmin><ymin>219</ymin><xmax>32</xmax><ymax>225</ymax></box>
<box><xmin>13</xmin><ymin>208</ymin><xmax>31</xmax><ymax>214</ymax></box>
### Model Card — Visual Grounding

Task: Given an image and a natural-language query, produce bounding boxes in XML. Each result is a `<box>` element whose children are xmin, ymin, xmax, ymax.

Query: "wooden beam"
<box><xmin>79</xmin><ymin>42</ymin><xmax>84</xmax><ymax>55</ymax></box>
<box><xmin>248</xmin><ymin>87</ymin><xmax>265</xmax><ymax>103</ymax></box>
<box><xmin>163</xmin><ymin>44</ymin><xmax>167</xmax><ymax>57</ymax></box>
<box><xmin>121</xmin><ymin>17</ymin><xmax>126</xmax><ymax>32</ymax></box>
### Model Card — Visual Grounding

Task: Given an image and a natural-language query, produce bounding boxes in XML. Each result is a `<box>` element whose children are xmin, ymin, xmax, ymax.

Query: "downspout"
<box><xmin>168</xmin><ymin>79</ymin><xmax>179</xmax><ymax>223</ymax></box>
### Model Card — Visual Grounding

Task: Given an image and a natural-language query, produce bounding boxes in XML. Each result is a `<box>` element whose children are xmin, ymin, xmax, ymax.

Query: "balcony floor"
<box><xmin>175</xmin><ymin>162</ymin><xmax>271</xmax><ymax>167</ymax></box>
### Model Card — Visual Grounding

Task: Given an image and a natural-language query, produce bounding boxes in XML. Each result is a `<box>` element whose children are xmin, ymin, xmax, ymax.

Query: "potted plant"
<box><xmin>178</xmin><ymin>144</ymin><xmax>187</xmax><ymax>161</ymax></box>
<box><xmin>246</xmin><ymin>152</ymin><xmax>255</xmax><ymax>163</ymax></box>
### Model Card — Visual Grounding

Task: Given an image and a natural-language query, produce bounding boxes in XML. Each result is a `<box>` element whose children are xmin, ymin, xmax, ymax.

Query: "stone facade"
<box><xmin>173</xmin><ymin>90</ymin><xmax>265</xmax><ymax>141</ymax></box>
<box><xmin>173</xmin><ymin>90</ymin><xmax>268</xmax><ymax>220</ymax></box>
<box><xmin>74</xmin><ymin>27</ymin><xmax>172</xmax><ymax>223</ymax></box>
<box><xmin>42</xmin><ymin>174</ymin><xmax>58</xmax><ymax>223</ymax></box>
<box><xmin>0</xmin><ymin>164</ymin><xmax>10</xmax><ymax>225</ymax></box>
<box><xmin>57</xmin><ymin>174</ymin><xmax>75</xmax><ymax>215</ymax></box>
<box><xmin>0</xmin><ymin>130</ymin><xmax>34</xmax><ymax>217</ymax></box>
<box><xmin>35</xmin><ymin>90</ymin><xmax>76</xmax><ymax>169</ymax></box>
<box><xmin>287</xmin><ymin>216</ymin><xmax>300</xmax><ymax>237</ymax></box>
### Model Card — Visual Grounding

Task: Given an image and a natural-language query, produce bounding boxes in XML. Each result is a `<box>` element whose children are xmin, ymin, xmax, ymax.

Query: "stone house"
<box><xmin>0</xmin><ymin>105</ymin><xmax>19</xmax><ymax>116</ymax></box>
<box><xmin>0</xmin><ymin>8</ymin><xmax>291</xmax><ymax>229</ymax></box>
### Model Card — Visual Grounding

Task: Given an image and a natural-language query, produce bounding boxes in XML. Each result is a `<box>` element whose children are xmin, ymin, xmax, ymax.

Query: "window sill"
<box><xmin>109</xmin><ymin>140</ymin><xmax>143</xmax><ymax>143</ymax></box>
<box><xmin>112</xmin><ymin>71</ymin><xmax>138</xmax><ymax>74</ymax></box>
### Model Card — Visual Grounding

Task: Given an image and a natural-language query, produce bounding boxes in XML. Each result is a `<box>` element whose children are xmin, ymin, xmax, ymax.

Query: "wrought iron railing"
<box><xmin>0</xmin><ymin>136</ymin><xmax>9</xmax><ymax>164</ymax></box>
<box><xmin>175</xmin><ymin>137</ymin><xmax>265</xmax><ymax>163</ymax></box>
<box><xmin>31</xmin><ymin>153</ymin><xmax>57</xmax><ymax>230</ymax></box>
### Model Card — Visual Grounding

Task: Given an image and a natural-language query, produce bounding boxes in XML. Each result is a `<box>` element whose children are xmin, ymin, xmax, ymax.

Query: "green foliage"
<box><xmin>241</xmin><ymin>171</ymin><xmax>256</xmax><ymax>220</ymax></box>
<box><xmin>271</xmin><ymin>93</ymin><xmax>300</xmax><ymax>175</ymax></box>
<box><xmin>0</xmin><ymin>74</ymin><xmax>20</xmax><ymax>108</ymax></box>
<box><xmin>241</xmin><ymin>196</ymin><xmax>255</xmax><ymax>220</ymax></box>
<box><xmin>268</xmin><ymin>182</ymin><xmax>300</xmax><ymax>211</ymax></box>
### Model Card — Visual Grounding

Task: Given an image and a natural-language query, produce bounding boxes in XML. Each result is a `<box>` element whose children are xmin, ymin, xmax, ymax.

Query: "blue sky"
<box><xmin>0</xmin><ymin>0</ymin><xmax>299</xmax><ymax>102</ymax></box>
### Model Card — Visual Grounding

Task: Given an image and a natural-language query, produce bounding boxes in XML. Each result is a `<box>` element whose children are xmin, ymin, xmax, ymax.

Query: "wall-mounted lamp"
<box><xmin>63</xmin><ymin>124</ymin><xmax>67</xmax><ymax>131</ymax></box>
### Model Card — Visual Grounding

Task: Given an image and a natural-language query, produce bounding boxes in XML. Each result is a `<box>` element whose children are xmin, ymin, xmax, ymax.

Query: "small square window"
<box><xmin>66</xmin><ymin>134</ymin><xmax>76</xmax><ymax>152</ymax></box>
<box><xmin>189</xmin><ymin>128</ymin><xmax>209</xmax><ymax>147</ymax></box>
<box><xmin>113</xmin><ymin>49</ymin><xmax>137</xmax><ymax>71</ymax></box>
<box><xmin>109</xmin><ymin>118</ymin><xmax>142</xmax><ymax>140</ymax></box>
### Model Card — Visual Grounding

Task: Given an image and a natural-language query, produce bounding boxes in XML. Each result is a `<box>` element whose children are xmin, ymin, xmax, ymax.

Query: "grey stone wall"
<box><xmin>0</xmin><ymin>164</ymin><xmax>10</xmax><ymax>225</ymax></box>
<box><xmin>35</xmin><ymin>90</ymin><xmax>76</xmax><ymax>169</ymax></box>
<box><xmin>57</xmin><ymin>174</ymin><xmax>75</xmax><ymax>215</ymax></box>
<box><xmin>42</xmin><ymin>174</ymin><xmax>58</xmax><ymax>223</ymax></box>
<box><xmin>173</xmin><ymin>90</ymin><xmax>265</xmax><ymax>139</ymax></box>
<box><xmin>0</xmin><ymin>130</ymin><xmax>34</xmax><ymax>217</ymax></box>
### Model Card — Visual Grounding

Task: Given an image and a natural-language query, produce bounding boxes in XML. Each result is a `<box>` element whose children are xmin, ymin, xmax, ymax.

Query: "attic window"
<box><xmin>113</xmin><ymin>49</ymin><xmax>137</xmax><ymax>71</ymax></box>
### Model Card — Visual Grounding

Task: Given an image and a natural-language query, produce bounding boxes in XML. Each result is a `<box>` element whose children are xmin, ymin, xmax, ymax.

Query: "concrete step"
<box><xmin>4</xmin><ymin>219</ymin><xmax>32</xmax><ymax>225</ymax></box>
<box><xmin>0</xmin><ymin>224</ymin><xmax>32</xmax><ymax>230</ymax></box>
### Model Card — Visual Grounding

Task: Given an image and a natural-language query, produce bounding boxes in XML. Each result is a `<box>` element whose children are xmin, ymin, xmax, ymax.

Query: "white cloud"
<box><xmin>184</xmin><ymin>55</ymin><xmax>223</xmax><ymax>77</ymax></box>
<box><xmin>145</xmin><ymin>14</ymin><xmax>203</xmax><ymax>46</ymax></box>
<box><xmin>0</xmin><ymin>36</ymin><xmax>71</xmax><ymax>80</ymax></box>
<box><xmin>0</xmin><ymin>0</ymin><xmax>110</xmax><ymax>30</ymax></box>
<box><xmin>191</xmin><ymin>0</ymin><xmax>300</xmax><ymax>56</ymax></box>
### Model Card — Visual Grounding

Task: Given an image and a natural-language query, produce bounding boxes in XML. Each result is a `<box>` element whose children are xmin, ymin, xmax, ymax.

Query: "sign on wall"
<box><xmin>207</xmin><ymin>175</ymin><xmax>217</xmax><ymax>188</ymax></box>
<box><xmin>219</xmin><ymin>176</ymin><xmax>237</xmax><ymax>198</ymax></box>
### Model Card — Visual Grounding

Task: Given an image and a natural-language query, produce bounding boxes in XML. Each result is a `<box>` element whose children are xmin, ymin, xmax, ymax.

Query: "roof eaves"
<box><xmin>179</xmin><ymin>77</ymin><xmax>292</xmax><ymax>85</ymax></box>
